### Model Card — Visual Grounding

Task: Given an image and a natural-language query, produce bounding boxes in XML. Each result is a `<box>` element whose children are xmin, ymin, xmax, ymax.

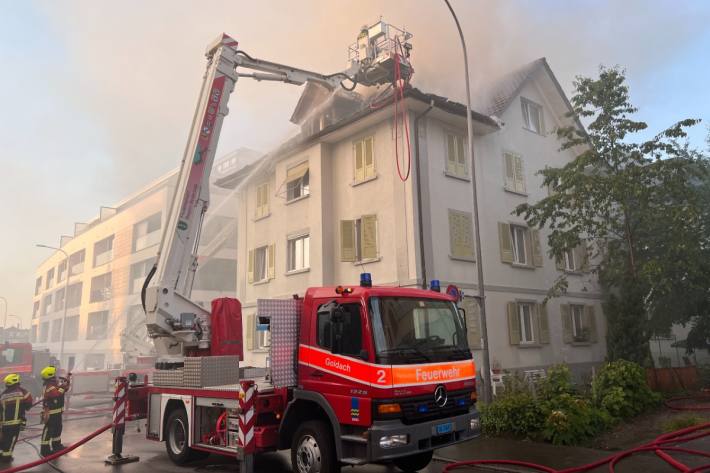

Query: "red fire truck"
<box><xmin>121</xmin><ymin>22</ymin><xmax>480</xmax><ymax>473</ymax></box>
<box><xmin>0</xmin><ymin>342</ymin><xmax>52</xmax><ymax>396</ymax></box>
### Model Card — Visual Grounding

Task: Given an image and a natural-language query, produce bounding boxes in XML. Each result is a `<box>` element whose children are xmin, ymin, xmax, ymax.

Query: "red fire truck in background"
<box><xmin>120</xmin><ymin>22</ymin><xmax>480</xmax><ymax>473</ymax></box>
<box><xmin>0</xmin><ymin>342</ymin><xmax>52</xmax><ymax>397</ymax></box>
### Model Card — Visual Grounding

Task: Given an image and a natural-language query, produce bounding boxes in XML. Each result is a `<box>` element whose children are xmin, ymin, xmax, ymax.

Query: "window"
<box><xmin>86</xmin><ymin>310</ymin><xmax>109</xmax><ymax>340</ymax></box>
<box><xmin>285</xmin><ymin>162</ymin><xmax>310</xmax><ymax>201</ymax></box>
<box><xmin>46</xmin><ymin>268</ymin><xmax>55</xmax><ymax>289</ymax></box>
<box><xmin>66</xmin><ymin>282</ymin><xmax>82</xmax><ymax>309</ymax></box>
<box><xmin>33</xmin><ymin>301</ymin><xmax>40</xmax><ymax>319</ymax></box>
<box><xmin>69</xmin><ymin>250</ymin><xmax>85</xmax><ymax>276</ymax></box>
<box><xmin>255</xmin><ymin>315</ymin><xmax>271</xmax><ymax>350</ymax></box>
<box><xmin>287</xmin><ymin>234</ymin><xmax>310</xmax><ymax>272</ymax></box>
<box><xmin>64</xmin><ymin>315</ymin><xmax>79</xmax><ymax>342</ymax></box>
<box><xmin>445</xmin><ymin>133</ymin><xmax>467</xmax><ymax>178</ymax></box>
<box><xmin>50</xmin><ymin>319</ymin><xmax>63</xmax><ymax>342</ymax></box>
<box><xmin>133</xmin><ymin>212</ymin><xmax>161</xmax><ymax>252</ymax></box>
<box><xmin>340</xmin><ymin>215</ymin><xmax>377</xmax><ymax>262</ymax></box>
<box><xmin>39</xmin><ymin>322</ymin><xmax>49</xmax><ymax>343</ymax></box>
<box><xmin>35</xmin><ymin>277</ymin><xmax>42</xmax><ymax>296</ymax></box>
<box><xmin>562</xmin><ymin>304</ymin><xmax>597</xmax><ymax>344</ymax></box>
<box><xmin>31</xmin><ymin>325</ymin><xmax>37</xmax><ymax>343</ymax></box>
<box><xmin>90</xmin><ymin>272</ymin><xmax>112</xmax><ymax>302</ymax></box>
<box><xmin>558</xmin><ymin>243</ymin><xmax>587</xmax><ymax>273</ymax></box>
<box><xmin>57</xmin><ymin>260</ymin><xmax>67</xmax><ymax>283</ymax></box>
<box><xmin>248</xmin><ymin>245</ymin><xmax>274</xmax><ymax>283</ymax></box>
<box><xmin>317</xmin><ymin>303</ymin><xmax>362</xmax><ymax>356</ymax></box>
<box><xmin>93</xmin><ymin>235</ymin><xmax>114</xmax><ymax>267</ymax></box>
<box><xmin>129</xmin><ymin>258</ymin><xmax>156</xmax><ymax>294</ymax></box>
<box><xmin>507</xmin><ymin>301</ymin><xmax>549</xmax><ymax>345</ymax></box>
<box><xmin>193</xmin><ymin>258</ymin><xmax>237</xmax><ymax>292</ymax></box>
<box><xmin>498</xmin><ymin>223</ymin><xmax>543</xmax><ymax>267</ymax></box>
<box><xmin>85</xmin><ymin>353</ymin><xmax>106</xmax><ymax>370</ymax></box>
<box><xmin>255</xmin><ymin>183</ymin><xmax>269</xmax><ymax>218</ymax></box>
<box><xmin>511</xmin><ymin>225</ymin><xmax>528</xmax><ymax>265</ymax></box>
<box><xmin>448</xmin><ymin>210</ymin><xmax>475</xmax><ymax>261</ymax></box>
<box><xmin>42</xmin><ymin>294</ymin><xmax>53</xmax><ymax>316</ymax></box>
<box><xmin>521</xmin><ymin>97</ymin><xmax>544</xmax><ymax>134</ymax></box>
<box><xmin>55</xmin><ymin>288</ymin><xmax>65</xmax><ymax>312</ymax></box>
<box><xmin>503</xmin><ymin>152</ymin><xmax>526</xmax><ymax>193</ymax></box>
<box><xmin>354</xmin><ymin>136</ymin><xmax>375</xmax><ymax>182</ymax></box>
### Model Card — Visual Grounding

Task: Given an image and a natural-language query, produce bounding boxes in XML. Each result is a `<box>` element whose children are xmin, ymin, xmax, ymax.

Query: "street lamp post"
<box><xmin>443</xmin><ymin>0</ymin><xmax>493</xmax><ymax>403</ymax></box>
<box><xmin>36</xmin><ymin>244</ymin><xmax>71</xmax><ymax>367</ymax></box>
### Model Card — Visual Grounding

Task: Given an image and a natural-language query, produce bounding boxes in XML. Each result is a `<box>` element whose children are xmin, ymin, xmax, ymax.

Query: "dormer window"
<box><xmin>521</xmin><ymin>98</ymin><xmax>544</xmax><ymax>134</ymax></box>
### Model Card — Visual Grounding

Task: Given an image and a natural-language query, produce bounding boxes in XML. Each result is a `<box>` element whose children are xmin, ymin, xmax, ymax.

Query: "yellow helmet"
<box><xmin>41</xmin><ymin>366</ymin><xmax>57</xmax><ymax>380</ymax></box>
<box><xmin>4</xmin><ymin>373</ymin><xmax>20</xmax><ymax>387</ymax></box>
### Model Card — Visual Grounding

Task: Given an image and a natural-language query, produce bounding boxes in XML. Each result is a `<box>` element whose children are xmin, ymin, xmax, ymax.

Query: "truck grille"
<box><xmin>399</xmin><ymin>389</ymin><xmax>472</xmax><ymax>424</ymax></box>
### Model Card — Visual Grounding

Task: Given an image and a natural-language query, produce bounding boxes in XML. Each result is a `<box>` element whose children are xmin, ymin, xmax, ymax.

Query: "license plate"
<box><xmin>436</xmin><ymin>422</ymin><xmax>453</xmax><ymax>435</ymax></box>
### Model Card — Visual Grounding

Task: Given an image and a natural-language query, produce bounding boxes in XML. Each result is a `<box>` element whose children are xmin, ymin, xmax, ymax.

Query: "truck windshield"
<box><xmin>369</xmin><ymin>297</ymin><xmax>470</xmax><ymax>364</ymax></box>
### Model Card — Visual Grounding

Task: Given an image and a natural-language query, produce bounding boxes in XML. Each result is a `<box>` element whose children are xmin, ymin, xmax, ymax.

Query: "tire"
<box><xmin>393</xmin><ymin>451</ymin><xmax>434</xmax><ymax>472</ymax></box>
<box><xmin>164</xmin><ymin>408</ymin><xmax>208</xmax><ymax>465</ymax></box>
<box><xmin>291</xmin><ymin>420</ymin><xmax>339</xmax><ymax>473</ymax></box>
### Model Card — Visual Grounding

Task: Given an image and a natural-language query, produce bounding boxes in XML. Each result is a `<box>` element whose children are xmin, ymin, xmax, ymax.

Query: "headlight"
<box><xmin>470</xmin><ymin>418</ymin><xmax>480</xmax><ymax>431</ymax></box>
<box><xmin>379</xmin><ymin>434</ymin><xmax>408</xmax><ymax>449</ymax></box>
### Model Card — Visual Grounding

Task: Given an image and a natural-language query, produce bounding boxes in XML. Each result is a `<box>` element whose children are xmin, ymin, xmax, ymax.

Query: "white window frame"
<box><xmin>503</xmin><ymin>152</ymin><xmax>526</xmax><ymax>194</ymax></box>
<box><xmin>445</xmin><ymin>132</ymin><xmax>468</xmax><ymax>179</ymax></box>
<box><xmin>285</xmin><ymin>162</ymin><xmax>310</xmax><ymax>202</ymax></box>
<box><xmin>353</xmin><ymin>136</ymin><xmax>376</xmax><ymax>183</ymax></box>
<box><xmin>253</xmin><ymin>245</ymin><xmax>269</xmax><ymax>282</ymax></box>
<box><xmin>518</xmin><ymin>303</ymin><xmax>535</xmax><ymax>344</ymax></box>
<box><xmin>510</xmin><ymin>225</ymin><xmax>528</xmax><ymax>265</ymax></box>
<box><xmin>564</xmin><ymin>248</ymin><xmax>577</xmax><ymax>272</ymax></box>
<box><xmin>255</xmin><ymin>183</ymin><xmax>269</xmax><ymax>219</ymax></box>
<box><xmin>571</xmin><ymin>304</ymin><xmax>586</xmax><ymax>341</ymax></box>
<box><xmin>287</xmin><ymin>233</ymin><xmax>310</xmax><ymax>273</ymax></box>
<box><xmin>521</xmin><ymin>97</ymin><xmax>544</xmax><ymax>134</ymax></box>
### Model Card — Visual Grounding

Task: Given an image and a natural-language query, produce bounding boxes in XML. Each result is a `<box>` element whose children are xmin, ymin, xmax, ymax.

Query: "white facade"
<box><xmin>232</xmin><ymin>61</ymin><xmax>606</xmax><ymax>379</ymax></box>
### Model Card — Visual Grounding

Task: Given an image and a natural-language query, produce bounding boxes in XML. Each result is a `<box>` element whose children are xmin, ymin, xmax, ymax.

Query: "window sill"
<box><xmin>523</xmin><ymin>126</ymin><xmax>545</xmax><ymax>136</ymax></box>
<box><xmin>570</xmin><ymin>341</ymin><xmax>593</xmax><ymax>346</ymax></box>
<box><xmin>351</xmin><ymin>175</ymin><xmax>378</xmax><ymax>187</ymax></box>
<box><xmin>352</xmin><ymin>257</ymin><xmax>381</xmax><ymax>266</ymax></box>
<box><xmin>563</xmin><ymin>269</ymin><xmax>584</xmax><ymax>275</ymax></box>
<box><xmin>285</xmin><ymin>267</ymin><xmax>310</xmax><ymax>276</ymax></box>
<box><xmin>511</xmin><ymin>262</ymin><xmax>536</xmax><ymax>270</ymax></box>
<box><xmin>253</xmin><ymin>213</ymin><xmax>271</xmax><ymax>222</ymax></box>
<box><xmin>252</xmin><ymin>279</ymin><xmax>271</xmax><ymax>286</ymax></box>
<box><xmin>285</xmin><ymin>194</ymin><xmax>310</xmax><ymax>206</ymax></box>
<box><xmin>503</xmin><ymin>187</ymin><xmax>528</xmax><ymax>197</ymax></box>
<box><xmin>517</xmin><ymin>342</ymin><xmax>542</xmax><ymax>348</ymax></box>
<box><xmin>444</xmin><ymin>171</ymin><xmax>471</xmax><ymax>182</ymax></box>
<box><xmin>449</xmin><ymin>255</ymin><xmax>476</xmax><ymax>263</ymax></box>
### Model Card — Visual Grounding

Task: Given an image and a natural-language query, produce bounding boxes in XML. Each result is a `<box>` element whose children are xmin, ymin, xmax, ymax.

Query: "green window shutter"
<box><xmin>267</xmin><ymin>244</ymin><xmax>275</xmax><ymax>280</ymax></box>
<box><xmin>462</xmin><ymin>297</ymin><xmax>481</xmax><ymax>349</ymax></box>
<box><xmin>456</xmin><ymin>135</ymin><xmax>467</xmax><ymax>176</ymax></box>
<box><xmin>504</xmin><ymin>153</ymin><xmax>515</xmax><ymax>189</ymax></box>
<box><xmin>507</xmin><ymin>302</ymin><xmax>521</xmax><ymax>345</ymax></box>
<box><xmin>364</xmin><ymin>137</ymin><xmax>375</xmax><ymax>178</ymax></box>
<box><xmin>262</xmin><ymin>184</ymin><xmax>269</xmax><ymax>215</ymax></box>
<box><xmin>354</xmin><ymin>140</ymin><xmax>364</xmax><ymax>181</ymax></box>
<box><xmin>247</xmin><ymin>249</ymin><xmax>254</xmax><ymax>284</ymax></box>
<box><xmin>585</xmin><ymin>305</ymin><xmax>598</xmax><ymax>343</ymax></box>
<box><xmin>360</xmin><ymin>215</ymin><xmax>378</xmax><ymax>260</ymax></box>
<box><xmin>531</xmin><ymin>229</ymin><xmax>543</xmax><ymax>267</ymax></box>
<box><xmin>449</xmin><ymin>210</ymin><xmax>474</xmax><ymax>260</ymax></box>
<box><xmin>245</xmin><ymin>314</ymin><xmax>254</xmax><ymax>350</ymax></box>
<box><xmin>514</xmin><ymin>155</ymin><xmax>526</xmax><ymax>193</ymax></box>
<box><xmin>576</xmin><ymin>242</ymin><xmax>589</xmax><ymax>272</ymax></box>
<box><xmin>340</xmin><ymin>220</ymin><xmax>356</xmax><ymax>262</ymax></box>
<box><xmin>537</xmin><ymin>304</ymin><xmax>550</xmax><ymax>344</ymax></box>
<box><xmin>498</xmin><ymin>222</ymin><xmax>514</xmax><ymax>263</ymax></box>
<box><xmin>446</xmin><ymin>134</ymin><xmax>457</xmax><ymax>174</ymax></box>
<box><xmin>561</xmin><ymin>304</ymin><xmax>573</xmax><ymax>343</ymax></box>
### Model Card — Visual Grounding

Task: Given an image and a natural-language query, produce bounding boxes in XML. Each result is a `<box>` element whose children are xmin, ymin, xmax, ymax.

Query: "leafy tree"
<box><xmin>515</xmin><ymin>67</ymin><xmax>709</xmax><ymax>364</ymax></box>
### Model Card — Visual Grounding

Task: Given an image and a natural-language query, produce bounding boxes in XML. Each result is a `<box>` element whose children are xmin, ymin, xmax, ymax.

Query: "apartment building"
<box><xmin>226</xmin><ymin>58</ymin><xmax>606</xmax><ymax>379</ymax></box>
<box><xmin>30</xmin><ymin>149</ymin><xmax>257</xmax><ymax>371</ymax></box>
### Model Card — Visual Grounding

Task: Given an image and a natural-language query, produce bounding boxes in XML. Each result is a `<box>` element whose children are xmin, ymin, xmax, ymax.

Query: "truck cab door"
<box><xmin>300</xmin><ymin>299</ymin><xmax>372</xmax><ymax>427</ymax></box>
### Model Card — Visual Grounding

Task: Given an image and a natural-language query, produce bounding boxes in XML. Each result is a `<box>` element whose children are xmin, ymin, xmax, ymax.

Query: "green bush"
<box><xmin>480</xmin><ymin>391</ymin><xmax>545</xmax><ymax>437</ymax></box>
<box><xmin>541</xmin><ymin>393</ymin><xmax>597</xmax><ymax>445</ymax></box>
<box><xmin>539</xmin><ymin>364</ymin><xmax>574</xmax><ymax>400</ymax></box>
<box><xmin>592</xmin><ymin>360</ymin><xmax>661</xmax><ymax>420</ymax></box>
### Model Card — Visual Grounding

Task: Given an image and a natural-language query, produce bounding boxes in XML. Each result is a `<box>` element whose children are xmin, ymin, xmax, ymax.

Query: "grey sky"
<box><xmin>1</xmin><ymin>0</ymin><xmax>708</xmax><ymax>327</ymax></box>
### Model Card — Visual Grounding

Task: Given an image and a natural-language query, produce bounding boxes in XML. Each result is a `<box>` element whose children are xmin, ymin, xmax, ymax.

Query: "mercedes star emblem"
<box><xmin>434</xmin><ymin>385</ymin><xmax>447</xmax><ymax>408</ymax></box>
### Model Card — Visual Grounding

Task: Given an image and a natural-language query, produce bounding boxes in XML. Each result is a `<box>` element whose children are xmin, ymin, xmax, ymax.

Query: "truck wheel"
<box><xmin>393</xmin><ymin>451</ymin><xmax>433</xmax><ymax>472</ymax></box>
<box><xmin>291</xmin><ymin>420</ymin><xmax>339</xmax><ymax>473</ymax></box>
<box><xmin>165</xmin><ymin>408</ymin><xmax>208</xmax><ymax>464</ymax></box>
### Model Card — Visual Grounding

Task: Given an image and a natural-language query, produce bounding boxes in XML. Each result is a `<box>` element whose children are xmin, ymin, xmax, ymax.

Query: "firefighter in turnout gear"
<box><xmin>40</xmin><ymin>366</ymin><xmax>70</xmax><ymax>456</ymax></box>
<box><xmin>0</xmin><ymin>373</ymin><xmax>33</xmax><ymax>463</ymax></box>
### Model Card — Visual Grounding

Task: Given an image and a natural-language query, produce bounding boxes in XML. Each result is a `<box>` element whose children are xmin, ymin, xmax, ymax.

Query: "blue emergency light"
<box><xmin>360</xmin><ymin>272</ymin><xmax>372</xmax><ymax>287</ymax></box>
<box><xmin>430</xmin><ymin>279</ymin><xmax>441</xmax><ymax>292</ymax></box>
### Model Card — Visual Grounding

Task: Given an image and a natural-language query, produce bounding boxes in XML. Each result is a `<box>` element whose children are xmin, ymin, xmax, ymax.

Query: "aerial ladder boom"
<box><xmin>143</xmin><ymin>24</ymin><xmax>413</xmax><ymax>359</ymax></box>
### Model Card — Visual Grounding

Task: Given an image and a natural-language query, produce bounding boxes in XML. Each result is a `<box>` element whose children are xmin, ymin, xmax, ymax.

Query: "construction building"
<box><xmin>224</xmin><ymin>58</ymin><xmax>606</xmax><ymax>380</ymax></box>
<box><xmin>30</xmin><ymin>149</ymin><xmax>259</xmax><ymax>371</ymax></box>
